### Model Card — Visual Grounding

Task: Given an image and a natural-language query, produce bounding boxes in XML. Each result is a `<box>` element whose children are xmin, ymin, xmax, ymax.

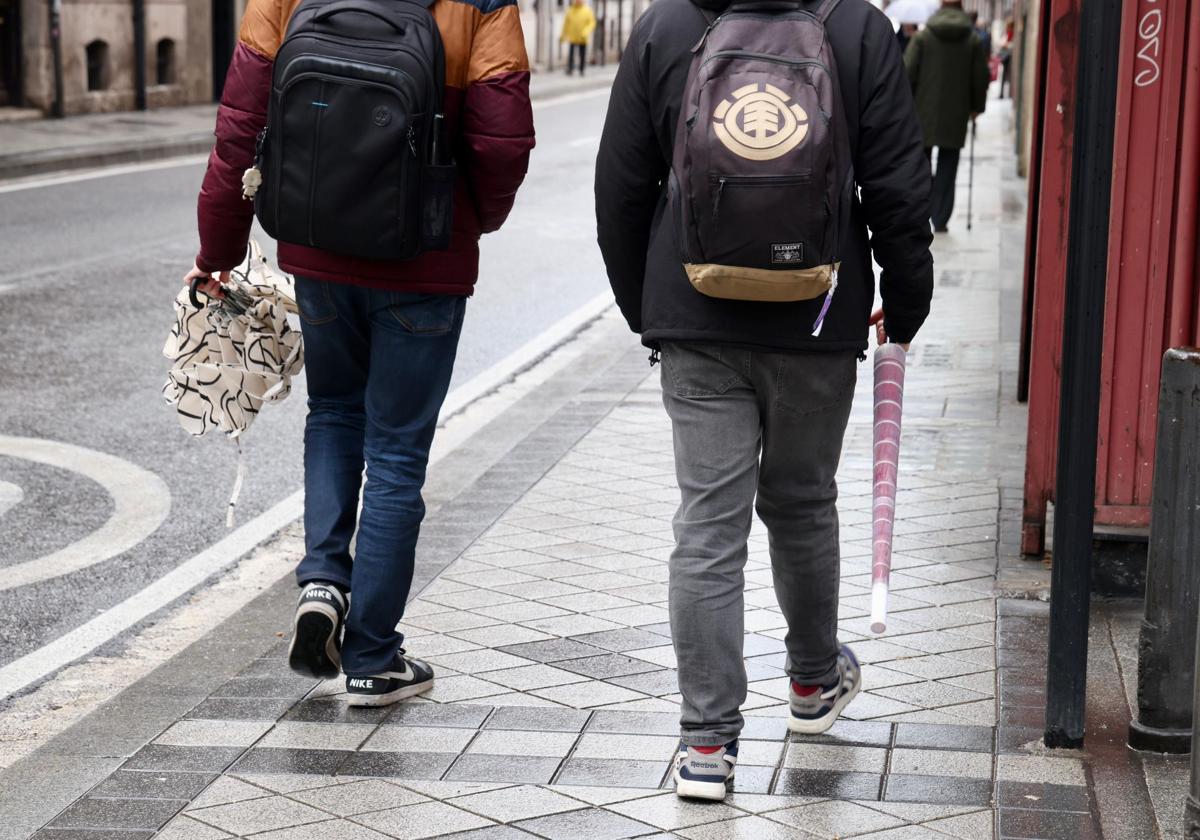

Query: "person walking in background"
<box><xmin>561</xmin><ymin>0</ymin><xmax>597</xmax><ymax>76</ymax></box>
<box><xmin>969</xmin><ymin>10</ymin><xmax>992</xmax><ymax>58</ymax></box>
<box><xmin>596</xmin><ymin>0</ymin><xmax>933</xmax><ymax>802</ymax></box>
<box><xmin>183</xmin><ymin>0</ymin><xmax>535</xmax><ymax>707</ymax></box>
<box><xmin>905</xmin><ymin>0</ymin><xmax>989</xmax><ymax>232</ymax></box>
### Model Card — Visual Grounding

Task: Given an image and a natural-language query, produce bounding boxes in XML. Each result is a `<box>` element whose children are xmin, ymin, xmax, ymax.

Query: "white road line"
<box><xmin>0</xmin><ymin>155</ymin><xmax>210</xmax><ymax>194</ymax></box>
<box><xmin>0</xmin><ymin>295</ymin><xmax>614</xmax><ymax>701</ymax></box>
<box><xmin>0</xmin><ymin>437</ymin><xmax>171</xmax><ymax>592</ymax></box>
<box><xmin>0</xmin><ymin>481</ymin><xmax>22</xmax><ymax>518</ymax></box>
<box><xmin>0</xmin><ymin>88</ymin><xmax>611</xmax><ymax>196</ymax></box>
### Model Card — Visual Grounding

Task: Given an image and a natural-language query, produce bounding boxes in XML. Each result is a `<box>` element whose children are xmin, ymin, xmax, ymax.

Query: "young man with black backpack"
<box><xmin>183</xmin><ymin>0</ymin><xmax>534</xmax><ymax>707</ymax></box>
<box><xmin>596</xmin><ymin>0</ymin><xmax>933</xmax><ymax>800</ymax></box>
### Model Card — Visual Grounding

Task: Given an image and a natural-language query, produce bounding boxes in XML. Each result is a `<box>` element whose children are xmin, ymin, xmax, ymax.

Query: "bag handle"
<box><xmin>313</xmin><ymin>1</ymin><xmax>410</xmax><ymax>33</ymax></box>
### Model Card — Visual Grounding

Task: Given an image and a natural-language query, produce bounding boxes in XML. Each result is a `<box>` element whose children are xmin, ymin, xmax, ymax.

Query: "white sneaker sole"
<box><xmin>673</xmin><ymin>767</ymin><xmax>730</xmax><ymax>801</ymax></box>
<box><xmin>346</xmin><ymin>675</ymin><xmax>434</xmax><ymax>708</ymax></box>
<box><xmin>787</xmin><ymin>675</ymin><xmax>862</xmax><ymax>735</ymax></box>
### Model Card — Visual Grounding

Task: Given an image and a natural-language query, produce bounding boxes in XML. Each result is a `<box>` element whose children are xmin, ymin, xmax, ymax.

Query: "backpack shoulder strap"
<box><xmin>691</xmin><ymin>3</ymin><xmax>718</xmax><ymax>25</ymax></box>
<box><xmin>812</xmin><ymin>0</ymin><xmax>842</xmax><ymax>22</ymax></box>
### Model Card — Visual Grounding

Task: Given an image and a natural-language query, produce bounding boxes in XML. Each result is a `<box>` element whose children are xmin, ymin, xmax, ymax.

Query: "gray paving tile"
<box><xmin>186</xmin><ymin>698</ymin><xmax>295</xmax><ymax>721</ymax></box>
<box><xmin>49</xmin><ymin>792</ymin><xmax>182</xmax><ymax>835</ymax></box>
<box><xmin>187</xmin><ymin>776</ymin><xmax>274</xmax><ymax>809</ymax></box>
<box><xmin>89</xmin><ymin>770</ymin><xmax>217</xmax><ymax>801</ymax></box>
<box><xmin>448</xmin><ymin>785</ymin><xmax>586</xmax><ymax>823</ymax></box>
<box><xmin>123</xmin><ymin>745</ymin><xmax>245</xmax><ymax>773</ymax></box>
<box><xmin>285</xmin><ymin>697</ymin><xmax>393</xmax><ymax>724</ymax></box>
<box><xmin>467</xmin><ymin>729</ymin><xmax>578</xmax><ymax>757</ymax></box>
<box><xmin>360</xmin><ymin>724</ymin><xmax>477</xmax><ymax>754</ymax></box>
<box><xmin>570</xmin><ymin>628</ymin><xmax>674</xmax><ymax>652</ymax></box>
<box><xmin>676</xmin><ymin>815</ymin><xmax>814</xmax><ymax>840</ymax></box>
<box><xmin>155</xmin><ymin>814</ymin><xmax>235</xmax><ymax>839</ymax></box>
<box><xmin>47</xmin><ymin>797</ymin><xmax>184</xmax><ymax>832</ymax></box>
<box><xmin>32</xmin><ymin>831</ymin><xmax>156</xmax><ymax>840</ymax></box>
<box><xmin>604</xmin><ymin>794</ymin><xmax>743</xmax><ymax>830</ymax></box>
<box><xmin>999</xmin><ymin>807</ymin><xmax>1100</xmax><ymax>840</ymax></box>
<box><xmin>890</xmin><ymin>748</ymin><xmax>993</xmax><ymax>780</ymax></box>
<box><xmin>244</xmin><ymin>819</ymin><xmax>395</xmax><ymax>840</ymax></box>
<box><xmin>557</xmin><ymin>654</ymin><xmax>662</xmax><ymax>679</ymax></box>
<box><xmin>210</xmin><ymin>675</ymin><xmax>317</xmax><ymax>699</ymax></box>
<box><xmin>996</xmin><ymin>753</ymin><xmax>1087</xmax><ymax>787</ymax></box>
<box><xmin>794</xmin><ymin>719</ymin><xmax>895</xmax><ymax>748</ymax></box>
<box><xmin>883</xmin><ymin>774</ymin><xmax>994</xmax><ymax>806</ymax></box>
<box><xmin>355</xmin><ymin>800</ymin><xmax>496</xmax><ymax>839</ymax></box>
<box><xmin>497</xmin><ymin>639</ymin><xmax>609</xmax><ymax>663</ymax></box>
<box><xmin>995</xmin><ymin>780</ymin><xmax>1090</xmax><ymax>812</ymax></box>
<box><xmin>772</xmin><ymin>769</ymin><xmax>882</xmax><ymax>800</ymax></box>
<box><xmin>289</xmin><ymin>779</ymin><xmax>427</xmax><ymax>816</ymax></box>
<box><xmin>608</xmin><ymin>669</ymin><xmax>681</xmax><ymax>696</ymax></box>
<box><xmin>783</xmin><ymin>743</ymin><xmax>888</xmax><ymax>773</ymax></box>
<box><xmin>894</xmin><ymin>722</ymin><xmax>994</xmax><ymax>752</ymax></box>
<box><xmin>443</xmin><ymin>754</ymin><xmax>563</xmax><ymax>784</ymax></box>
<box><xmin>739</xmin><ymin>715</ymin><xmax>790</xmax><ymax>741</ymax></box>
<box><xmin>766</xmin><ymin>799</ymin><xmax>904</xmax><ymax>836</ymax></box>
<box><xmin>337</xmin><ymin>751</ymin><xmax>458</xmax><ymax>779</ymax></box>
<box><xmin>155</xmin><ymin>720</ymin><xmax>274</xmax><ymax>748</ymax></box>
<box><xmin>729</xmin><ymin>765</ymin><xmax>774</xmax><ymax>794</ymax></box>
<box><xmin>554</xmin><ymin>758</ymin><xmax>669</xmax><ymax>789</ymax></box>
<box><xmin>514</xmin><ymin>807</ymin><xmax>659</xmax><ymax>840</ymax></box>
<box><xmin>229</xmin><ymin>747</ymin><xmax>350</xmax><ymax>776</ymax></box>
<box><xmin>587</xmin><ymin>710</ymin><xmax>679</xmax><ymax>736</ymax></box>
<box><xmin>383</xmin><ymin>703</ymin><xmax>494</xmax><ymax>729</ymax></box>
<box><xmin>483</xmin><ymin>706</ymin><xmax>591</xmax><ymax>732</ymax></box>
<box><xmin>573</xmin><ymin>733</ymin><xmax>677</xmax><ymax>761</ymax></box>
<box><xmin>189</xmin><ymin>794</ymin><xmax>332</xmax><ymax>835</ymax></box>
<box><xmin>438</xmin><ymin>827</ymin><xmax>544</xmax><ymax>840</ymax></box>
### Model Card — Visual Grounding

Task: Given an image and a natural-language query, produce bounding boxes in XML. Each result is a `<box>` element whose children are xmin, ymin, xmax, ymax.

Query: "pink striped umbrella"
<box><xmin>869</xmin><ymin>310</ymin><xmax>907</xmax><ymax>634</ymax></box>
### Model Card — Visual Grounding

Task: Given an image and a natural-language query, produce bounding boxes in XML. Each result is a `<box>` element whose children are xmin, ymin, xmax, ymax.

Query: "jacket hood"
<box><xmin>926</xmin><ymin>6</ymin><xmax>974</xmax><ymax>41</ymax></box>
<box><xmin>692</xmin><ymin>0</ymin><xmax>732</xmax><ymax>11</ymax></box>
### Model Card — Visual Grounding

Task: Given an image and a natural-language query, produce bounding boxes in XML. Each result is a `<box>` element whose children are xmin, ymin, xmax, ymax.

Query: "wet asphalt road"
<box><xmin>0</xmin><ymin>89</ymin><xmax>613</xmax><ymax>673</ymax></box>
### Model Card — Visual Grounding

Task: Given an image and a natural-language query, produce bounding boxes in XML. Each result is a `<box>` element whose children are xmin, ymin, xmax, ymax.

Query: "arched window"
<box><xmin>85</xmin><ymin>40</ymin><xmax>109</xmax><ymax>91</ymax></box>
<box><xmin>156</xmin><ymin>38</ymin><xmax>176</xmax><ymax>86</ymax></box>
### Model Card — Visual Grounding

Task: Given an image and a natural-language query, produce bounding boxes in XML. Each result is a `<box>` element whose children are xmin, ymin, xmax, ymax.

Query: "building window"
<box><xmin>156</xmin><ymin>38</ymin><xmax>176</xmax><ymax>85</ymax></box>
<box><xmin>85</xmin><ymin>40</ymin><xmax>109</xmax><ymax>91</ymax></box>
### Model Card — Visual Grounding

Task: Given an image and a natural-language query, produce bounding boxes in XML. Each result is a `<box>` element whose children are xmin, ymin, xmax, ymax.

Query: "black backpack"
<box><xmin>254</xmin><ymin>0</ymin><xmax>455</xmax><ymax>261</ymax></box>
<box><xmin>670</xmin><ymin>0</ymin><xmax>853</xmax><ymax>334</ymax></box>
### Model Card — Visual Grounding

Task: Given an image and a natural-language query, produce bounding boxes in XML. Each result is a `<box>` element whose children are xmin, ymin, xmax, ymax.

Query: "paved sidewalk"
<box><xmin>11</xmin><ymin>99</ymin><xmax>1158</xmax><ymax>840</ymax></box>
<box><xmin>0</xmin><ymin>67</ymin><xmax>615</xmax><ymax>182</ymax></box>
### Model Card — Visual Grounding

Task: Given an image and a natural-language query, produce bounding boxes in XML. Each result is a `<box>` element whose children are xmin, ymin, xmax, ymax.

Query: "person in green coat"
<box><xmin>904</xmin><ymin>0</ymin><xmax>990</xmax><ymax>232</ymax></box>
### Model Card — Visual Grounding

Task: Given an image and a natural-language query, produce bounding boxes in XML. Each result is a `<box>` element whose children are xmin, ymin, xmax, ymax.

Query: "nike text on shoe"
<box><xmin>674</xmin><ymin>741</ymin><xmax>737</xmax><ymax>801</ymax></box>
<box><xmin>287</xmin><ymin>582</ymin><xmax>347</xmax><ymax>680</ymax></box>
<box><xmin>788</xmin><ymin>644</ymin><xmax>862</xmax><ymax>735</ymax></box>
<box><xmin>346</xmin><ymin>650</ymin><xmax>435</xmax><ymax>707</ymax></box>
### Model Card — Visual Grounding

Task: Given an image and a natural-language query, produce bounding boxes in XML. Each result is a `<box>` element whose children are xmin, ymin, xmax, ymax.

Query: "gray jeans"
<box><xmin>659</xmin><ymin>341</ymin><xmax>857</xmax><ymax>746</ymax></box>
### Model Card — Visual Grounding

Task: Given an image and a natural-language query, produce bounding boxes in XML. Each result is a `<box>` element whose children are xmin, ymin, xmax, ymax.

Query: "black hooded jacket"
<box><xmin>595</xmin><ymin>0</ymin><xmax>934</xmax><ymax>353</ymax></box>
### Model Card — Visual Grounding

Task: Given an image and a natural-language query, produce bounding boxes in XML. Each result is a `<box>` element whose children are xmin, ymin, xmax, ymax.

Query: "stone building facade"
<box><xmin>1</xmin><ymin>0</ymin><xmax>246</xmax><ymax>115</ymax></box>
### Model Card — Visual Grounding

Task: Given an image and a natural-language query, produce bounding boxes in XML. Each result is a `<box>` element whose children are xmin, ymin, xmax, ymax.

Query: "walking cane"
<box><xmin>966</xmin><ymin>119</ymin><xmax>976</xmax><ymax>231</ymax></box>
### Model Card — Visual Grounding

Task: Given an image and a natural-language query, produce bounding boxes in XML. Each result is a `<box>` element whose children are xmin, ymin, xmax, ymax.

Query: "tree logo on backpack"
<box><xmin>713</xmin><ymin>83</ymin><xmax>808</xmax><ymax>162</ymax></box>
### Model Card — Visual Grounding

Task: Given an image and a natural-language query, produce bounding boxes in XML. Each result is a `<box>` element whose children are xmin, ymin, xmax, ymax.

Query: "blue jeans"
<box><xmin>293</xmin><ymin>276</ymin><xmax>466</xmax><ymax>676</ymax></box>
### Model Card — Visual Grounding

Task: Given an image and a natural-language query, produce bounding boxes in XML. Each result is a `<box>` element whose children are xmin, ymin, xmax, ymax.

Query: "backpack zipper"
<box><xmin>709</xmin><ymin>174</ymin><xmax>811</xmax><ymax>218</ymax></box>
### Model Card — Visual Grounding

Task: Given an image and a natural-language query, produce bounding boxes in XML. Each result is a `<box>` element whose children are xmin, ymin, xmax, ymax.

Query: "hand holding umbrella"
<box><xmin>868</xmin><ymin>309</ymin><xmax>908</xmax><ymax>635</ymax></box>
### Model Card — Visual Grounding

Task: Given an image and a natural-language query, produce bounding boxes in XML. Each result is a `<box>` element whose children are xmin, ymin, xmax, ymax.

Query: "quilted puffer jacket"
<box><xmin>195</xmin><ymin>0</ymin><xmax>536</xmax><ymax>295</ymax></box>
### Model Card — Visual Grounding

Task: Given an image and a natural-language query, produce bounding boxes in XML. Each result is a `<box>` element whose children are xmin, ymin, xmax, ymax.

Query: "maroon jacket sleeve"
<box><xmin>461</xmin><ymin>4</ymin><xmax>535</xmax><ymax>234</ymax></box>
<box><xmin>196</xmin><ymin>43</ymin><xmax>272</xmax><ymax>273</ymax></box>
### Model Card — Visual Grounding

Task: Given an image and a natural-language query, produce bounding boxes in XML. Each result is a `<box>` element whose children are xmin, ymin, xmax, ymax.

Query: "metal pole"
<box><xmin>1187</xmin><ymin>573</ymin><xmax>1200</xmax><ymax>834</ymax></box>
<box><xmin>49</xmin><ymin>0</ymin><xmax>64</xmax><ymax>118</ymax></box>
<box><xmin>1043</xmin><ymin>0</ymin><xmax>1122</xmax><ymax>750</ymax></box>
<box><xmin>133</xmin><ymin>0</ymin><xmax>147</xmax><ymax>110</ymax></box>
<box><xmin>1131</xmin><ymin>349</ymin><xmax>1200</xmax><ymax>753</ymax></box>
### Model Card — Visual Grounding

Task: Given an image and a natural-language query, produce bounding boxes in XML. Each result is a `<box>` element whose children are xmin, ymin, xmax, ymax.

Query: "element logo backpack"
<box><xmin>254</xmin><ymin>0</ymin><xmax>455</xmax><ymax>261</ymax></box>
<box><xmin>670</xmin><ymin>0</ymin><xmax>853</xmax><ymax>334</ymax></box>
